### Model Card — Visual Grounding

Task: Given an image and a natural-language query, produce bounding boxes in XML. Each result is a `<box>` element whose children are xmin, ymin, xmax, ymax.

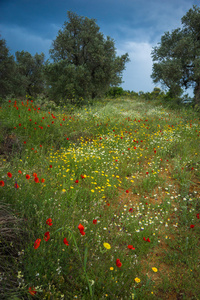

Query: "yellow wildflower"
<box><xmin>103</xmin><ymin>242</ymin><xmax>111</xmax><ymax>250</ymax></box>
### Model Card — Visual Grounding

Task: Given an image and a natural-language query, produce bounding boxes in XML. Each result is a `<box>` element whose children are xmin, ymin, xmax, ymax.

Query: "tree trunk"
<box><xmin>194</xmin><ymin>80</ymin><xmax>200</xmax><ymax>106</ymax></box>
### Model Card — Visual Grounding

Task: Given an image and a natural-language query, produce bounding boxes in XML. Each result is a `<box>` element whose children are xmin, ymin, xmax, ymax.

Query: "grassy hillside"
<box><xmin>0</xmin><ymin>97</ymin><xmax>199</xmax><ymax>299</ymax></box>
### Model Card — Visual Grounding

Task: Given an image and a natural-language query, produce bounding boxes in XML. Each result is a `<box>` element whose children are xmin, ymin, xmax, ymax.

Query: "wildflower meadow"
<box><xmin>0</xmin><ymin>97</ymin><xmax>199</xmax><ymax>299</ymax></box>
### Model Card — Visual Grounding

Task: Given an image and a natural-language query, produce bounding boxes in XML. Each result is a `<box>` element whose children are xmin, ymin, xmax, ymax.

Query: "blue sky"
<box><xmin>0</xmin><ymin>0</ymin><xmax>199</xmax><ymax>95</ymax></box>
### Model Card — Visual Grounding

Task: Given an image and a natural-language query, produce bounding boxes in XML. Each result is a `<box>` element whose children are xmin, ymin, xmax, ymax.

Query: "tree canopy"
<box><xmin>15</xmin><ymin>50</ymin><xmax>45</xmax><ymax>97</ymax></box>
<box><xmin>0</xmin><ymin>37</ymin><xmax>16</xmax><ymax>98</ymax></box>
<box><xmin>45</xmin><ymin>11</ymin><xmax>130</xmax><ymax>103</ymax></box>
<box><xmin>151</xmin><ymin>5</ymin><xmax>200</xmax><ymax>105</ymax></box>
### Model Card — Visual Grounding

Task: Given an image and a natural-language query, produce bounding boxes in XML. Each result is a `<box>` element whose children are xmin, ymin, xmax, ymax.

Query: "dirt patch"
<box><xmin>0</xmin><ymin>133</ymin><xmax>22</xmax><ymax>161</ymax></box>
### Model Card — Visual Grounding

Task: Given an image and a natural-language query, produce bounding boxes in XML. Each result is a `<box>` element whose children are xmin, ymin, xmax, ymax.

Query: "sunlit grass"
<box><xmin>0</xmin><ymin>97</ymin><xmax>199</xmax><ymax>299</ymax></box>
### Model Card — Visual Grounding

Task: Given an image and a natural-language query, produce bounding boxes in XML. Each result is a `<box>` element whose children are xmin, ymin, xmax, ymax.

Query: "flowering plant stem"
<box><xmin>55</xmin><ymin>227</ymin><xmax>93</xmax><ymax>298</ymax></box>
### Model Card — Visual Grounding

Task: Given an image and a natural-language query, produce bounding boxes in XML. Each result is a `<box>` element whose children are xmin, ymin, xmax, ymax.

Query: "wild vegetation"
<box><xmin>0</xmin><ymin>5</ymin><xmax>200</xmax><ymax>300</ymax></box>
<box><xmin>0</xmin><ymin>96</ymin><xmax>199</xmax><ymax>299</ymax></box>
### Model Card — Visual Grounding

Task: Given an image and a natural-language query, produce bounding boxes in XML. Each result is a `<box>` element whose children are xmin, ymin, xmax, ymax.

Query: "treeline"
<box><xmin>1</xmin><ymin>6</ymin><xmax>200</xmax><ymax>108</ymax></box>
<box><xmin>0</xmin><ymin>11</ymin><xmax>129</xmax><ymax>105</ymax></box>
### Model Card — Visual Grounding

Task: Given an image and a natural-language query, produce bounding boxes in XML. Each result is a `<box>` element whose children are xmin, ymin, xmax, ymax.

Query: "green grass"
<box><xmin>0</xmin><ymin>97</ymin><xmax>199</xmax><ymax>299</ymax></box>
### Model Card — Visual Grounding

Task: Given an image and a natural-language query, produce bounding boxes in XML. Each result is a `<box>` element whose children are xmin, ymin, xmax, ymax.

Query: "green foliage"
<box><xmin>0</xmin><ymin>37</ymin><xmax>16</xmax><ymax>98</ymax></box>
<box><xmin>45</xmin><ymin>11</ymin><xmax>130</xmax><ymax>104</ymax></box>
<box><xmin>151</xmin><ymin>5</ymin><xmax>200</xmax><ymax>105</ymax></box>
<box><xmin>105</xmin><ymin>87</ymin><xmax>125</xmax><ymax>98</ymax></box>
<box><xmin>15</xmin><ymin>51</ymin><xmax>45</xmax><ymax>97</ymax></box>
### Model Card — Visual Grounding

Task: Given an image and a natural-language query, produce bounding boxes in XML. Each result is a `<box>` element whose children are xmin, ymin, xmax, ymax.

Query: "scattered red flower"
<box><xmin>126</xmin><ymin>190</ymin><xmax>129</xmax><ymax>193</ymax></box>
<box><xmin>26</xmin><ymin>174</ymin><xmax>30</xmax><ymax>179</ymax></box>
<box><xmin>7</xmin><ymin>172</ymin><xmax>12</xmax><ymax>178</ymax></box>
<box><xmin>15</xmin><ymin>182</ymin><xmax>19</xmax><ymax>189</ymax></box>
<box><xmin>128</xmin><ymin>245</ymin><xmax>135</xmax><ymax>250</ymax></box>
<box><xmin>196</xmin><ymin>213</ymin><xmax>199</xmax><ymax>219</ymax></box>
<box><xmin>44</xmin><ymin>231</ymin><xmax>50</xmax><ymax>242</ymax></box>
<box><xmin>0</xmin><ymin>180</ymin><xmax>5</xmax><ymax>187</ymax></box>
<box><xmin>63</xmin><ymin>238</ymin><xmax>69</xmax><ymax>246</ymax></box>
<box><xmin>34</xmin><ymin>177</ymin><xmax>39</xmax><ymax>183</ymax></box>
<box><xmin>129</xmin><ymin>208</ymin><xmax>133</xmax><ymax>212</ymax></box>
<box><xmin>143</xmin><ymin>237</ymin><xmax>146</xmax><ymax>241</ymax></box>
<box><xmin>78</xmin><ymin>223</ymin><xmax>85</xmax><ymax>235</ymax></box>
<box><xmin>29</xmin><ymin>287</ymin><xmax>37</xmax><ymax>295</ymax></box>
<box><xmin>93</xmin><ymin>219</ymin><xmax>97</xmax><ymax>224</ymax></box>
<box><xmin>34</xmin><ymin>238</ymin><xmax>41</xmax><ymax>249</ymax></box>
<box><xmin>75</xmin><ymin>179</ymin><xmax>79</xmax><ymax>183</ymax></box>
<box><xmin>116</xmin><ymin>259</ymin><xmax>122</xmax><ymax>268</ymax></box>
<box><xmin>46</xmin><ymin>218</ymin><xmax>53</xmax><ymax>226</ymax></box>
<box><xmin>49</xmin><ymin>165</ymin><xmax>52</xmax><ymax>168</ymax></box>
<box><xmin>41</xmin><ymin>178</ymin><xmax>45</xmax><ymax>183</ymax></box>
<box><xmin>146</xmin><ymin>238</ymin><xmax>151</xmax><ymax>242</ymax></box>
<box><xmin>81</xmin><ymin>174</ymin><xmax>85</xmax><ymax>179</ymax></box>
<box><xmin>190</xmin><ymin>224</ymin><xmax>195</xmax><ymax>228</ymax></box>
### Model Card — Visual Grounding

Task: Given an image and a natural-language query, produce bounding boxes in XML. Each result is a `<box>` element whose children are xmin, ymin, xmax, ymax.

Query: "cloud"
<box><xmin>0</xmin><ymin>24</ymin><xmax>52</xmax><ymax>58</ymax></box>
<box><xmin>117</xmin><ymin>41</ymin><xmax>155</xmax><ymax>92</ymax></box>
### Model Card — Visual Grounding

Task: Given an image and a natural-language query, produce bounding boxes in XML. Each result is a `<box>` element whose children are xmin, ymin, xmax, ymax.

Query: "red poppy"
<box><xmin>19</xmin><ymin>123</ymin><xmax>21</xmax><ymax>126</ymax></box>
<box><xmin>190</xmin><ymin>224</ymin><xmax>195</xmax><ymax>228</ymax></box>
<box><xmin>196</xmin><ymin>213</ymin><xmax>200</xmax><ymax>219</ymax></box>
<box><xmin>41</xmin><ymin>178</ymin><xmax>45</xmax><ymax>183</ymax></box>
<box><xmin>7</xmin><ymin>172</ymin><xmax>12</xmax><ymax>178</ymax></box>
<box><xmin>116</xmin><ymin>259</ymin><xmax>122</xmax><ymax>268</ymax></box>
<box><xmin>49</xmin><ymin>165</ymin><xmax>52</xmax><ymax>168</ymax></box>
<box><xmin>146</xmin><ymin>172</ymin><xmax>149</xmax><ymax>175</ymax></box>
<box><xmin>15</xmin><ymin>183</ymin><xmax>19</xmax><ymax>189</ymax></box>
<box><xmin>93</xmin><ymin>219</ymin><xmax>97</xmax><ymax>224</ymax></box>
<box><xmin>33</xmin><ymin>173</ymin><xmax>37</xmax><ymax>178</ymax></box>
<box><xmin>75</xmin><ymin>180</ymin><xmax>79</xmax><ymax>183</ymax></box>
<box><xmin>146</xmin><ymin>238</ymin><xmax>151</xmax><ymax>242</ymax></box>
<box><xmin>26</xmin><ymin>174</ymin><xmax>30</xmax><ymax>179</ymax></box>
<box><xmin>128</xmin><ymin>245</ymin><xmax>135</xmax><ymax>250</ymax></box>
<box><xmin>46</xmin><ymin>218</ymin><xmax>52</xmax><ymax>226</ymax></box>
<box><xmin>29</xmin><ymin>287</ymin><xmax>37</xmax><ymax>295</ymax></box>
<box><xmin>129</xmin><ymin>208</ymin><xmax>133</xmax><ymax>212</ymax></box>
<box><xmin>143</xmin><ymin>237</ymin><xmax>146</xmax><ymax>241</ymax></box>
<box><xmin>34</xmin><ymin>238</ymin><xmax>41</xmax><ymax>249</ymax></box>
<box><xmin>78</xmin><ymin>223</ymin><xmax>85</xmax><ymax>235</ymax></box>
<box><xmin>81</xmin><ymin>174</ymin><xmax>85</xmax><ymax>179</ymax></box>
<box><xmin>34</xmin><ymin>177</ymin><xmax>39</xmax><ymax>183</ymax></box>
<box><xmin>126</xmin><ymin>190</ymin><xmax>129</xmax><ymax>193</ymax></box>
<box><xmin>0</xmin><ymin>180</ymin><xmax>5</xmax><ymax>187</ymax></box>
<box><xmin>63</xmin><ymin>238</ymin><xmax>69</xmax><ymax>246</ymax></box>
<box><xmin>44</xmin><ymin>231</ymin><xmax>50</xmax><ymax>242</ymax></box>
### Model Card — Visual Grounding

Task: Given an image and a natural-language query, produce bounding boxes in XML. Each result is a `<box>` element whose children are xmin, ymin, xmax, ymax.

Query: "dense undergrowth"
<box><xmin>0</xmin><ymin>97</ymin><xmax>199</xmax><ymax>299</ymax></box>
